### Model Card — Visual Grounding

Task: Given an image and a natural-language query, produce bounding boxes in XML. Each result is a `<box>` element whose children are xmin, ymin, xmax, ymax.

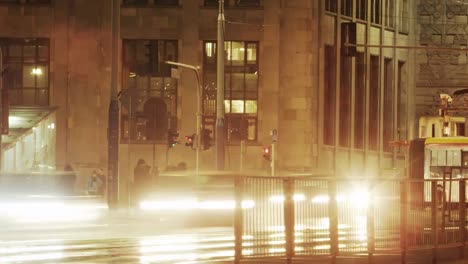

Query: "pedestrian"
<box><xmin>88</xmin><ymin>169</ymin><xmax>104</xmax><ymax>196</ymax></box>
<box><xmin>62</xmin><ymin>163</ymin><xmax>76</xmax><ymax>195</ymax></box>
<box><xmin>134</xmin><ymin>159</ymin><xmax>151</xmax><ymax>204</ymax></box>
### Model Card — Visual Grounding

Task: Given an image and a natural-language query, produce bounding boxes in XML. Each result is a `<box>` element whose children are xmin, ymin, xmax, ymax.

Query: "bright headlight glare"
<box><xmin>0</xmin><ymin>200</ymin><xmax>107</xmax><ymax>223</ymax></box>
<box><xmin>139</xmin><ymin>199</ymin><xmax>255</xmax><ymax>211</ymax></box>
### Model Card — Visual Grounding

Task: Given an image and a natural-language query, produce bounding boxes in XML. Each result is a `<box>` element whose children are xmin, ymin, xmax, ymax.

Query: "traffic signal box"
<box><xmin>167</xmin><ymin>129</ymin><xmax>179</xmax><ymax>148</ymax></box>
<box><xmin>185</xmin><ymin>134</ymin><xmax>195</xmax><ymax>148</ymax></box>
<box><xmin>262</xmin><ymin>146</ymin><xmax>272</xmax><ymax>161</ymax></box>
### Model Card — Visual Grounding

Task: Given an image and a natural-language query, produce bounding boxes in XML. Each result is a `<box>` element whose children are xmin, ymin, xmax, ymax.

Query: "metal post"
<box><xmin>367</xmin><ymin>182</ymin><xmax>375</xmax><ymax>264</ymax></box>
<box><xmin>459</xmin><ymin>179</ymin><xmax>466</xmax><ymax>259</ymax></box>
<box><xmin>216</xmin><ymin>0</ymin><xmax>225</xmax><ymax>170</ymax></box>
<box><xmin>400</xmin><ymin>180</ymin><xmax>408</xmax><ymax>264</ymax></box>
<box><xmin>107</xmin><ymin>0</ymin><xmax>120</xmax><ymax>209</ymax></box>
<box><xmin>271</xmin><ymin>142</ymin><xmax>276</xmax><ymax>176</ymax></box>
<box><xmin>240</xmin><ymin>140</ymin><xmax>245</xmax><ymax>171</ymax></box>
<box><xmin>234</xmin><ymin>175</ymin><xmax>243</xmax><ymax>264</ymax></box>
<box><xmin>431</xmin><ymin>181</ymin><xmax>439</xmax><ymax>264</ymax></box>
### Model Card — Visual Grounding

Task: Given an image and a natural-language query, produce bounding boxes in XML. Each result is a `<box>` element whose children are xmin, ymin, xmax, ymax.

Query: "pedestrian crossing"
<box><xmin>0</xmin><ymin>230</ymin><xmax>236</xmax><ymax>264</ymax></box>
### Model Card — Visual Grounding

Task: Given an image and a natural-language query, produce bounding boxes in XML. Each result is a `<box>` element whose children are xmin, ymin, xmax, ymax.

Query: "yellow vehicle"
<box><xmin>409</xmin><ymin>137</ymin><xmax>468</xmax><ymax>203</ymax></box>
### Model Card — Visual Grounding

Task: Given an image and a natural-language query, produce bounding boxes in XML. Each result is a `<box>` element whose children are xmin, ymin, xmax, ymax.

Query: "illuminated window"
<box><xmin>0</xmin><ymin>38</ymin><xmax>49</xmax><ymax>106</ymax></box>
<box><xmin>121</xmin><ymin>39</ymin><xmax>178</xmax><ymax>142</ymax></box>
<box><xmin>202</xmin><ymin>41</ymin><xmax>259</xmax><ymax>142</ymax></box>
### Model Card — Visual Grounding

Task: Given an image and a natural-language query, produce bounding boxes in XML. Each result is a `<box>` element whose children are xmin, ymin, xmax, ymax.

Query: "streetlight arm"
<box><xmin>165</xmin><ymin>60</ymin><xmax>202</xmax><ymax>176</ymax></box>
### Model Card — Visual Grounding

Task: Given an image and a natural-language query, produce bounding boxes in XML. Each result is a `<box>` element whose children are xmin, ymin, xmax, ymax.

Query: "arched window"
<box><xmin>121</xmin><ymin>39</ymin><xmax>178</xmax><ymax>142</ymax></box>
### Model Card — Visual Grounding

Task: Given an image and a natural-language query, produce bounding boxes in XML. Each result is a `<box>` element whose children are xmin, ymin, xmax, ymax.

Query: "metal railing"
<box><xmin>233</xmin><ymin>176</ymin><xmax>468</xmax><ymax>263</ymax></box>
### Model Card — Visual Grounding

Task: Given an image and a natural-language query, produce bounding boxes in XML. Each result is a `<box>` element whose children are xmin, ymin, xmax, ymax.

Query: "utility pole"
<box><xmin>107</xmin><ymin>0</ymin><xmax>120</xmax><ymax>209</ymax></box>
<box><xmin>0</xmin><ymin>48</ymin><xmax>3</xmax><ymax>171</ymax></box>
<box><xmin>216</xmin><ymin>0</ymin><xmax>225</xmax><ymax>170</ymax></box>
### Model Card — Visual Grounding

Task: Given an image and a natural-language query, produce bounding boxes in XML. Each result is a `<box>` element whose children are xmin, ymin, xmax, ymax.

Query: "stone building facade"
<box><xmin>0</xmin><ymin>0</ymin><xmax>417</xmax><ymax>202</ymax></box>
<box><xmin>416</xmin><ymin>0</ymin><xmax>468</xmax><ymax>121</ymax></box>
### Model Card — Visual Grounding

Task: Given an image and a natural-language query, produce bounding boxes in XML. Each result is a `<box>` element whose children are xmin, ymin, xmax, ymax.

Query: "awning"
<box><xmin>3</xmin><ymin>106</ymin><xmax>57</xmax><ymax>145</ymax></box>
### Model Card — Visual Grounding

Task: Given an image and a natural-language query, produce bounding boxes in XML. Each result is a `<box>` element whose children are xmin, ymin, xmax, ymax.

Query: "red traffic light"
<box><xmin>185</xmin><ymin>134</ymin><xmax>195</xmax><ymax>148</ymax></box>
<box><xmin>262</xmin><ymin>146</ymin><xmax>271</xmax><ymax>161</ymax></box>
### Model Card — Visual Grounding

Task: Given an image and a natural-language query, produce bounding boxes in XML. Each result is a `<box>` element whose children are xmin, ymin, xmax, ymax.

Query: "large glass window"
<box><xmin>383</xmin><ymin>58</ymin><xmax>393</xmax><ymax>152</ymax></box>
<box><xmin>324</xmin><ymin>45</ymin><xmax>336</xmax><ymax>146</ymax></box>
<box><xmin>235</xmin><ymin>0</ymin><xmax>260</xmax><ymax>7</ymax></box>
<box><xmin>123</xmin><ymin>0</ymin><xmax>147</xmax><ymax>4</ymax></box>
<box><xmin>371</xmin><ymin>0</ymin><xmax>381</xmax><ymax>24</ymax></box>
<box><xmin>203</xmin><ymin>41</ymin><xmax>259</xmax><ymax>143</ymax></box>
<box><xmin>384</xmin><ymin>0</ymin><xmax>395</xmax><ymax>28</ymax></box>
<box><xmin>369</xmin><ymin>55</ymin><xmax>380</xmax><ymax>150</ymax></box>
<box><xmin>325</xmin><ymin>0</ymin><xmax>338</xmax><ymax>13</ymax></box>
<box><xmin>354</xmin><ymin>53</ymin><xmax>365</xmax><ymax>149</ymax></box>
<box><xmin>121</xmin><ymin>39</ymin><xmax>178</xmax><ymax>142</ymax></box>
<box><xmin>356</xmin><ymin>0</ymin><xmax>367</xmax><ymax>20</ymax></box>
<box><xmin>339</xmin><ymin>55</ymin><xmax>351</xmax><ymax>147</ymax></box>
<box><xmin>154</xmin><ymin>0</ymin><xmax>178</xmax><ymax>5</ymax></box>
<box><xmin>0</xmin><ymin>38</ymin><xmax>49</xmax><ymax>106</ymax></box>
<box><xmin>399</xmin><ymin>0</ymin><xmax>409</xmax><ymax>33</ymax></box>
<box><xmin>341</xmin><ymin>0</ymin><xmax>352</xmax><ymax>17</ymax></box>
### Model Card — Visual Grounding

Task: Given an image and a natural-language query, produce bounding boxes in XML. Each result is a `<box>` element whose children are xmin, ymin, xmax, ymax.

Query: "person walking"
<box><xmin>133</xmin><ymin>159</ymin><xmax>151</xmax><ymax>205</ymax></box>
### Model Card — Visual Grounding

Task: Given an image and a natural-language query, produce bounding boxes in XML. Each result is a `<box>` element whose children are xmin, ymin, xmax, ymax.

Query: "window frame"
<box><xmin>120</xmin><ymin>39</ymin><xmax>179</xmax><ymax>143</ymax></box>
<box><xmin>0</xmin><ymin>38</ymin><xmax>50</xmax><ymax>106</ymax></box>
<box><xmin>202</xmin><ymin>40</ymin><xmax>260</xmax><ymax>143</ymax></box>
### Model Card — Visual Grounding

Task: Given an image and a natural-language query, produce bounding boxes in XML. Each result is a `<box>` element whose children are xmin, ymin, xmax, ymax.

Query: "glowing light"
<box><xmin>129</xmin><ymin>72</ymin><xmax>136</xmax><ymax>78</ymax></box>
<box><xmin>31</xmin><ymin>68</ymin><xmax>43</xmax><ymax>75</ymax></box>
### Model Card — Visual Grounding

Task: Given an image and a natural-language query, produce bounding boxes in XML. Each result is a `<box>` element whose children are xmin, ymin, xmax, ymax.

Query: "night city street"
<box><xmin>3</xmin><ymin>0</ymin><xmax>468</xmax><ymax>263</ymax></box>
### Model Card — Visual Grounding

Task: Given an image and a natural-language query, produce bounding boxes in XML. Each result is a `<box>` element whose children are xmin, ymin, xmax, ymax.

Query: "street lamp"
<box><xmin>165</xmin><ymin>61</ymin><xmax>202</xmax><ymax>176</ymax></box>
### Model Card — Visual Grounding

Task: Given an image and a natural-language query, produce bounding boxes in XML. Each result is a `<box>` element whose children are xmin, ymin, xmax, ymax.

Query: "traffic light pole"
<box><xmin>107</xmin><ymin>0</ymin><xmax>120</xmax><ymax>209</ymax></box>
<box><xmin>165</xmin><ymin>61</ymin><xmax>201</xmax><ymax>176</ymax></box>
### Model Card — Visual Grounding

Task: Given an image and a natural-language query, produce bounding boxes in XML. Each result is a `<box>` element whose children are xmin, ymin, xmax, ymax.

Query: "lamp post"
<box><xmin>107</xmin><ymin>0</ymin><xmax>120</xmax><ymax>208</ymax></box>
<box><xmin>165</xmin><ymin>61</ymin><xmax>201</xmax><ymax>176</ymax></box>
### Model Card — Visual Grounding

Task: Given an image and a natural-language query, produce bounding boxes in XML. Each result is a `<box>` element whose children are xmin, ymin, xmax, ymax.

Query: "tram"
<box><xmin>409</xmin><ymin>137</ymin><xmax>468</xmax><ymax>204</ymax></box>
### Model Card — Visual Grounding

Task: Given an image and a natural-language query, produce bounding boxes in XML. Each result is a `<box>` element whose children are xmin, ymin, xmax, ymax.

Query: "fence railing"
<box><xmin>233</xmin><ymin>176</ymin><xmax>468</xmax><ymax>264</ymax></box>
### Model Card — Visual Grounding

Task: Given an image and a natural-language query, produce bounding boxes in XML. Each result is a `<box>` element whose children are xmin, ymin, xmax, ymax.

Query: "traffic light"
<box><xmin>262</xmin><ymin>146</ymin><xmax>271</xmax><ymax>161</ymax></box>
<box><xmin>201</xmin><ymin>129</ymin><xmax>213</xmax><ymax>150</ymax></box>
<box><xmin>185</xmin><ymin>134</ymin><xmax>195</xmax><ymax>148</ymax></box>
<box><xmin>167</xmin><ymin>129</ymin><xmax>179</xmax><ymax>148</ymax></box>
